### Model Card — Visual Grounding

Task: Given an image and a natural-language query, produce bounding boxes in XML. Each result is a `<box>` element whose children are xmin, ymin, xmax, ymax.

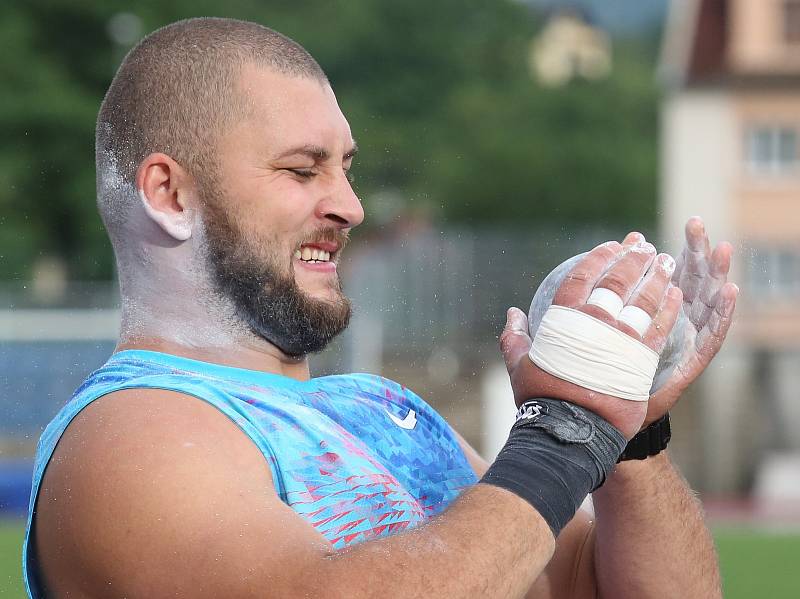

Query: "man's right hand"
<box><xmin>499</xmin><ymin>234</ymin><xmax>683</xmax><ymax>440</ymax></box>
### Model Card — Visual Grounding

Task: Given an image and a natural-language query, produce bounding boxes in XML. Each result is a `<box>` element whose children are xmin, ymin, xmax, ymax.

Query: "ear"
<box><xmin>135</xmin><ymin>153</ymin><xmax>196</xmax><ymax>241</ymax></box>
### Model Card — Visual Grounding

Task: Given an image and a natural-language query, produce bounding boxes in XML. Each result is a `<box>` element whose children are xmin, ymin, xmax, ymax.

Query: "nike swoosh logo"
<box><xmin>385</xmin><ymin>408</ymin><xmax>417</xmax><ymax>430</ymax></box>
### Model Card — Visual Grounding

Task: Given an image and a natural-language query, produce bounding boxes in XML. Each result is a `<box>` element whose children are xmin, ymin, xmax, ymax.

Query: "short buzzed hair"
<box><xmin>96</xmin><ymin>17</ymin><xmax>327</xmax><ymax>231</ymax></box>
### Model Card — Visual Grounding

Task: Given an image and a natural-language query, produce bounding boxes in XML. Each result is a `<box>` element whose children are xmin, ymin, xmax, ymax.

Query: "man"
<box><xmin>24</xmin><ymin>17</ymin><xmax>738</xmax><ymax>598</ymax></box>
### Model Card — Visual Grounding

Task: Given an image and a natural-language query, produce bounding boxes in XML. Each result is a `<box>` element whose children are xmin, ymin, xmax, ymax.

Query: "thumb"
<box><xmin>500</xmin><ymin>307</ymin><xmax>532</xmax><ymax>374</ymax></box>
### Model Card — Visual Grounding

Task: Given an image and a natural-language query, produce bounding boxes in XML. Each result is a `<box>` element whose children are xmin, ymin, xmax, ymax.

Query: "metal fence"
<box><xmin>1</xmin><ymin>224</ymin><xmax>796</xmax><ymax>507</ymax></box>
<box><xmin>1</xmin><ymin>224</ymin><xmax>625</xmax><ymax>431</ymax></box>
<box><xmin>330</xmin><ymin>224</ymin><xmax>633</xmax><ymax>372</ymax></box>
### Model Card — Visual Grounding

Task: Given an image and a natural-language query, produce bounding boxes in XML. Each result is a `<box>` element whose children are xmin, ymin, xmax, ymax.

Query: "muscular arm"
<box><xmin>480</xmin><ymin>223</ymin><xmax>734</xmax><ymax>599</ymax></box>
<box><xmin>456</xmin><ymin>435</ymin><xmax>720</xmax><ymax>599</ymax></box>
<box><xmin>590</xmin><ymin>453</ymin><xmax>721</xmax><ymax>599</ymax></box>
<box><xmin>36</xmin><ymin>389</ymin><xmax>557</xmax><ymax>599</ymax></box>
<box><xmin>580</xmin><ymin>220</ymin><xmax>733</xmax><ymax>598</ymax></box>
<box><xmin>455</xmin><ymin>432</ymin><xmax>597</xmax><ymax>599</ymax></box>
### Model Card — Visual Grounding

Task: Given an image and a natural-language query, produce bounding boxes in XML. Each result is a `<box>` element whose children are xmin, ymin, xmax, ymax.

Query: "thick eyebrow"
<box><xmin>274</xmin><ymin>141</ymin><xmax>358</xmax><ymax>162</ymax></box>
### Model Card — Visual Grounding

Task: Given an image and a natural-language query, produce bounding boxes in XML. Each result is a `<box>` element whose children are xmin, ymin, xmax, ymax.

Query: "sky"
<box><xmin>523</xmin><ymin>0</ymin><xmax>669</xmax><ymax>35</ymax></box>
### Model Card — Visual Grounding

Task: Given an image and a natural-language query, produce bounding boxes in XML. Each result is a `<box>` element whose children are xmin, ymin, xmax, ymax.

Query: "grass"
<box><xmin>0</xmin><ymin>520</ymin><xmax>25</xmax><ymax>597</ymax></box>
<box><xmin>715</xmin><ymin>527</ymin><xmax>800</xmax><ymax>599</ymax></box>
<box><xmin>0</xmin><ymin>519</ymin><xmax>798</xmax><ymax>597</ymax></box>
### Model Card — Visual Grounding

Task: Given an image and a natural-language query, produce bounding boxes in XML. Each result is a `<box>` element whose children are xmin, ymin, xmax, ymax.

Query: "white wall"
<box><xmin>660</xmin><ymin>90</ymin><xmax>746</xmax><ymax>493</ymax></box>
<box><xmin>660</xmin><ymin>90</ymin><xmax>737</xmax><ymax>254</ymax></box>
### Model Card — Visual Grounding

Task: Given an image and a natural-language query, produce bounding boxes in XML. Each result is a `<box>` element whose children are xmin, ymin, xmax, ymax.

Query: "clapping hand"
<box><xmin>500</xmin><ymin>237</ymin><xmax>681</xmax><ymax>439</ymax></box>
<box><xmin>644</xmin><ymin>217</ymin><xmax>739</xmax><ymax>426</ymax></box>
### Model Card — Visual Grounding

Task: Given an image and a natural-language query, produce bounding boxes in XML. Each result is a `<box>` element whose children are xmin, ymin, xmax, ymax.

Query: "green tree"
<box><xmin>0</xmin><ymin>0</ymin><xmax>660</xmax><ymax>281</ymax></box>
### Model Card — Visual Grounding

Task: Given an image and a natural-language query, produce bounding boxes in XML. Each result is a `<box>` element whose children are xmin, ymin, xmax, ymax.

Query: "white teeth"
<box><xmin>297</xmin><ymin>246</ymin><xmax>333</xmax><ymax>262</ymax></box>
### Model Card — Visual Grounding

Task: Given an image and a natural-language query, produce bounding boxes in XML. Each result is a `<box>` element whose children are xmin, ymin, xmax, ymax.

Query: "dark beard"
<box><xmin>200</xmin><ymin>190</ymin><xmax>351</xmax><ymax>358</ymax></box>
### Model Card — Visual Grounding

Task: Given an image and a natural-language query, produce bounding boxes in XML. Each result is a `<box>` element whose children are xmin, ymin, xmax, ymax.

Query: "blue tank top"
<box><xmin>22</xmin><ymin>350</ymin><xmax>477</xmax><ymax>598</ymax></box>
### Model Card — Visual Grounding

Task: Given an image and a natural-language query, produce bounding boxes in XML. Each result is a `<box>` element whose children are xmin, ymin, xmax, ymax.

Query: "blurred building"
<box><xmin>660</xmin><ymin>0</ymin><xmax>800</xmax><ymax>495</ymax></box>
<box><xmin>529</xmin><ymin>5</ymin><xmax>612</xmax><ymax>86</ymax></box>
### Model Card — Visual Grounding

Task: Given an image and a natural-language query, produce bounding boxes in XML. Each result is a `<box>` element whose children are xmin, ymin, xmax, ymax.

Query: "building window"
<box><xmin>785</xmin><ymin>1</ymin><xmax>800</xmax><ymax>44</ymax></box>
<box><xmin>747</xmin><ymin>247</ymin><xmax>800</xmax><ymax>297</ymax></box>
<box><xmin>745</xmin><ymin>125</ymin><xmax>799</xmax><ymax>175</ymax></box>
<box><xmin>777</xmin><ymin>250</ymin><xmax>800</xmax><ymax>294</ymax></box>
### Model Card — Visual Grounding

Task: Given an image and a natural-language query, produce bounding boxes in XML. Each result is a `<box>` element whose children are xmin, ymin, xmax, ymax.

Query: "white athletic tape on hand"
<box><xmin>529</xmin><ymin>306</ymin><xmax>659</xmax><ymax>402</ymax></box>
<box><xmin>617</xmin><ymin>305</ymin><xmax>653</xmax><ymax>337</ymax></box>
<box><xmin>586</xmin><ymin>288</ymin><xmax>624</xmax><ymax>319</ymax></box>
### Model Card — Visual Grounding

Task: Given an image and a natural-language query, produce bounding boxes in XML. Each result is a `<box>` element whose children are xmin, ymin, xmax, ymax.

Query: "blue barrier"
<box><xmin>0</xmin><ymin>459</ymin><xmax>34</xmax><ymax>516</ymax></box>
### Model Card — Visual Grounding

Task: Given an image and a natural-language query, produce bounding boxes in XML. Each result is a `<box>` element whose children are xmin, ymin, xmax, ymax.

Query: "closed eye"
<box><xmin>286</xmin><ymin>168</ymin><xmax>316</xmax><ymax>179</ymax></box>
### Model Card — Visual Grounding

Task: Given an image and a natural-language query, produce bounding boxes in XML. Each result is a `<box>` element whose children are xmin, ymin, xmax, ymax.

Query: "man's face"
<box><xmin>198</xmin><ymin>66</ymin><xmax>364</xmax><ymax>357</ymax></box>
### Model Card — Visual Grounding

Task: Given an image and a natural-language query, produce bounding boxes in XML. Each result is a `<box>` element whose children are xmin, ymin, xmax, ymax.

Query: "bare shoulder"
<box><xmin>35</xmin><ymin>388</ymin><xmax>329</xmax><ymax>598</ymax></box>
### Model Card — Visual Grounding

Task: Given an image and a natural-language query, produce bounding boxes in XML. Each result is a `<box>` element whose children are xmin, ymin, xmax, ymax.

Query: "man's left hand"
<box><xmin>644</xmin><ymin>217</ymin><xmax>739</xmax><ymax>426</ymax></box>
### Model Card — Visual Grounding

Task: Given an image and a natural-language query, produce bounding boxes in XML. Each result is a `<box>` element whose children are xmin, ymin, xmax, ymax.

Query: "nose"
<box><xmin>316</xmin><ymin>171</ymin><xmax>364</xmax><ymax>229</ymax></box>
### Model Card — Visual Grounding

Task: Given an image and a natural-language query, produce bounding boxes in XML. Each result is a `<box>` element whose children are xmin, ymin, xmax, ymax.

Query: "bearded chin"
<box><xmin>208</xmin><ymin>245</ymin><xmax>352</xmax><ymax>357</ymax></box>
<box><xmin>237</xmin><ymin>276</ymin><xmax>351</xmax><ymax>357</ymax></box>
<box><xmin>265</xmin><ymin>296</ymin><xmax>351</xmax><ymax>358</ymax></box>
<box><xmin>199</xmin><ymin>193</ymin><xmax>351</xmax><ymax>357</ymax></box>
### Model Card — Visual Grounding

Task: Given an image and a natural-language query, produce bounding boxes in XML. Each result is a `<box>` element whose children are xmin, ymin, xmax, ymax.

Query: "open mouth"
<box><xmin>293</xmin><ymin>242</ymin><xmax>338</xmax><ymax>265</ymax></box>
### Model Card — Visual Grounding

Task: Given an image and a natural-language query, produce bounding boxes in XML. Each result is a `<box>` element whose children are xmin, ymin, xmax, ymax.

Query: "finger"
<box><xmin>685</xmin><ymin>216</ymin><xmax>712</xmax><ymax>258</ymax></box>
<box><xmin>642</xmin><ymin>285</ymin><xmax>683</xmax><ymax>353</ymax></box>
<box><xmin>694</xmin><ymin>282</ymin><xmax>738</xmax><ymax>364</ymax></box>
<box><xmin>622</xmin><ymin>231</ymin><xmax>645</xmax><ymax>247</ymax></box>
<box><xmin>589</xmin><ymin>241</ymin><xmax>656</xmax><ymax>307</ymax></box>
<box><xmin>553</xmin><ymin>241</ymin><xmax>623</xmax><ymax>308</ymax></box>
<box><xmin>617</xmin><ymin>253</ymin><xmax>676</xmax><ymax>338</ymax></box>
<box><xmin>688</xmin><ymin>241</ymin><xmax>732</xmax><ymax>328</ymax></box>
<box><xmin>679</xmin><ymin>217</ymin><xmax>711</xmax><ymax>305</ymax></box>
<box><xmin>580</xmin><ymin>242</ymin><xmax>656</xmax><ymax>328</ymax></box>
<box><xmin>500</xmin><ymin>307</ymin><xmax>533</xmax><ymax>374</ymax></box>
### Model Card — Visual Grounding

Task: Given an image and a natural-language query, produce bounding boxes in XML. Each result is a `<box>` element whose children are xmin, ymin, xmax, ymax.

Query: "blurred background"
<box><xmin>1</xmin><ymin>0</ymin><xmax>799</xmax><ymax>596</ymax></box>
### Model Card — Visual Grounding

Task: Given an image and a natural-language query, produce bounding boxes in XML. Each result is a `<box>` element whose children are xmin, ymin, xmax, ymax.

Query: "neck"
<box><xmin>114</xmin><ymin>237</ymin><xmax>311</xmax><ymax>381</ymax></box>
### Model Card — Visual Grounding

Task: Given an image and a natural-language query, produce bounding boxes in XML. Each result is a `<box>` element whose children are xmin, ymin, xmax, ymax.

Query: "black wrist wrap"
<box><xmin>480</xmin><ymin>399</ymin><xmax>627</xmax><ymax>537</ymax></box>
